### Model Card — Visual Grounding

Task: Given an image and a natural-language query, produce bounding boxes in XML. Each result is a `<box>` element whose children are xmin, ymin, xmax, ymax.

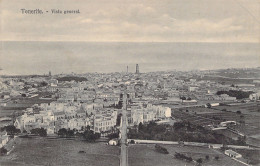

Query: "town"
<box><xmin>0</xmin><ymin>66</ymin><xmax>259</xmax><ymax>166</ymax></box>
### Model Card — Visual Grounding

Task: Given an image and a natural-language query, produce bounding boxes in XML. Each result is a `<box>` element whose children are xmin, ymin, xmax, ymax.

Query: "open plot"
<box><xmin>128</xmin><ymin>144</ymin><xmax>244</xmax><ymax>166</ymax></box>
<box><xmin>172</xmin><ymin>109</ymin><xmax>222</xmax><ymax>126</ymax></box>
<box><xmin>215</xmin><ymin>103</ymin><xmax>260</xmax><ymax>137</ymax></box>
<box><xmin>173</xmin><ymin>103</ymin><xmax>260</xmax><ymax>147</ymax></box>
<box><xmin>0</xmin><ymin>137</ymin><xmax>247</xmax><ymax>166</ymax></box>
<box><xmin>216</xmin><ymin>103</ymin><xmax>260</xmax><ymax>114</ymax></box>
<box><xmin>0</xmin><ymin>138</ymin><xmax>120</xmax><ymax>166</ymax></box>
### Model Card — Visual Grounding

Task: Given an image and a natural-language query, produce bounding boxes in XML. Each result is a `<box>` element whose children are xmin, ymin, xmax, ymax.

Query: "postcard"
<box><xmin>0</xmin><ymin>0</ymin><xmax>259</xmax><ymax>166</ymax></box>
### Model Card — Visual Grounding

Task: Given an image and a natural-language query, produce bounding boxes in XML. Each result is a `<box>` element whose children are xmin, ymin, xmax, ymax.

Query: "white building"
<box><xmin>129</xmin><ymin>104</ymin><xmax>171</xmax><ymax>125</ymax></box>
<box><xmin>108</xmin><ymin>138</ymin><xmax>119</xmax><ymax>145</ymax></box>
<box><xmin>249</xmin><ymin>92</ymin><xmax>260</xmax><ymax>101</ymax></box>
<box><xmin>94</xmin><ymin>110</ymin><xmax>117</xmax><ymax>133</ymax></box>
<box><xmin>225</xmin><ymin>149</ymin><xmax>242</xmax><ymax>158</ymax></box>
<box><xmin>0</xmin><ymin>132</ymin><xmax>10</xmax><ymax>148</ymax></box>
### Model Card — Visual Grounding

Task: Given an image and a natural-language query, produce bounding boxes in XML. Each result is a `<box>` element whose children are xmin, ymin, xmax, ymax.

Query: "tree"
<box><xmin>38</xmin><ymin>128</ymin><xmax>47</xmax><ymax>137</ymax></box>
<box><xmin>173</xmin><ymin>122</ymin><xmax>185</xmax><ymax>130</ymax></box>
<box><xmin>83</xmin><ymin>130</ymin><xmax>100</xmax><ymax>142</ymax></box>
<box><xmin>0</xmin><ymin>147</ymin><xmax>7</xmax><ymax>155</ymax></box>
<box><xmin>31</xmin><ymin>128</ymin><xmax>47</xmax><ymax>137</ymax></box>
<box><xmin>215</xmin><ymin>156</ymin><xmax>219</xmax><ymax>160</ymax></box>
<box><xmin>86</xmin><ymin>125</ymin><xmax>91</xmax><ymax>131</ymax></box>
<box><xmin>58</xmin><ymin>128</ymin><xmax>67</xmax><ymax>137</ymax></box>
<box><xmin>174</xmin><ymin>152</ymin><xmax>192</xmax><ymax>161</ymax></box>
<box><xmin>155</xmin><ymin>144</ymin><xmax>169</xmax><ymax>154</ymax></box>
<box><xmin>138</xmin><ymin>122</ymin><xmax>143</xmax><ymax>131</ymax></box>
<box><xmin>206</xmin><ymin>103</ymin><xmax>211</xmax><ymax>108</ymax></box>
<box><xmin>180</xmin><ymin>96</ymin><xmax>186</xmax><ymax>100</ymax></box>
<box><xmin>205</xmin><ymin>155</ymin><xmax>209</xmax><ymax>160</ymax></box>
<box><xmin>40</xmin><ymin>81</ymin><xmax>48</xmax><ymax>86</ymax></box>
<box><xmin>186</xmin><ymin>157</ymin><xmax>193</xmax><ymax>162</ymax></box>
<box><xmin>67</xmin><ymin>129</ymin><xmax>75</xmax><ymax>137</ymax></box>
<box><xmin>216</xmin><ymin>90</ymin><xmax>253</xmax><ymax>99</ymax></box>
<box><xmin>197</xmin><ymin>158</ymin><xmax>203</xmax><ymax>164</ymax></box>
<box><xmin>130</xmin><ymin>140</ymin><xmax>135</xmax><ymax>144</ymax></box>
<box><xmin>4</xmin><ymin>125</ymin><xmax>20</xmax><ymax>135</ymax></box>
<box><xmin>107</xmin><ymin>132</ymin><xmax>119</xmax><ymax>139</ymax></box>
<box><xmin>116</xmin><ymin>113</ymin><xmax>122</xmax><ymax>126</ymax></box>
<box><xmin>236</xmin><ymin>110</ymin><xmax>241</xmax><ymax>114</ymax></box>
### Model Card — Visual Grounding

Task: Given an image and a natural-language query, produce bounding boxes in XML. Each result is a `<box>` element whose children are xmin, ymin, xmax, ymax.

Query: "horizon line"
<box><xmin>1</xmin><ymin>66</ymin><xmax>259</xmax><ymax>77</ymax></box>
<box><xmin>0</xmin><ymin>40</ymin><xmax>259</xmax><ymax>44</ymax></box>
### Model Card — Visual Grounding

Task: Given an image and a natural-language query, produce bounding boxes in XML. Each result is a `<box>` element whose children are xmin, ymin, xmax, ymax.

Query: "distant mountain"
<box><xmin>213</xmin><ymin>68</ymin><xmax>260</xmax><ymax>79</ymax></box>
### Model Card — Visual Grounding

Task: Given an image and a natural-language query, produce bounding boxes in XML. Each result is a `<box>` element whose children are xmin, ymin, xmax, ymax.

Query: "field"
<box><xmin>128</xmin><ymin>144</ymin><xmax>244</xmax><ymax>166</ymax></box>
<box><xmin>172</xmin><ymin>102</ymin><xmax>260</xmax><ymax>147</ymax></box>
<box><xmin>0</xmin><ymin>137</ymin><xmax>245</xmax><ymax>166</ymax></box>
<box><xmin>0</xmin><ymin>137</ymin><xmax>120</xmax><ymax>166</ymax></box>
<box><xmin>215</xmin><ymin>103</ymin><xmax>260</xmax><ymax>137</ymax></box>
<box><xmin>172</xmin><ymin>108</ymin><xmax>226</xmax><ymax>126</ymax></box>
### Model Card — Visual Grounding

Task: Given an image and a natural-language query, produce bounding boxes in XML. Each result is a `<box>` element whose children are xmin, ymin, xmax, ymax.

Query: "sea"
<box><xmin>0</xmin><ymin>41</ymin><xmax>259</xmax><ymax>75</ymax></box>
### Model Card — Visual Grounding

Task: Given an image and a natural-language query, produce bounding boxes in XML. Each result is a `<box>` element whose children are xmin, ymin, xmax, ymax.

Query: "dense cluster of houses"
<box><xmin>13</xmin><ymin>102</ymin><xmax>115</xmax><ymax>135</ymax></box>
<box><xmin>13</xmin><ymin>101</ymin><xmax>171</xmax><ymax>135</ymax></box>
<box><xmin>0</xmin><ymin>69</ymin><xmax>259</xmax><ymax>137</ymax></box>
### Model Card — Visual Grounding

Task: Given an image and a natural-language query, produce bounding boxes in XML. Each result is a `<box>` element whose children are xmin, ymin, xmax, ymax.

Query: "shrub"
<box><xmin>236</xmin><ymin>110</ymin><xmax>241</xmax><ymax>114</ymax></box>
<box><xmin>0</xmin><ymin>147</ymin><xmax>7</xmax><ymax>155</ymax></box>
<box><xmin>186</xmin><ymin>156</ymin><xmax>193</xmax><ymax>162</ymax></box>
<box><xmin>3</xmin><ymin>125</ymin><xmax>21</xmax><ymax>135</ymax></box>
<box><xmin>83</xmin><ymin>130</ymin><xmax>100</xmax><ymax>142</ymax></box>
<box><xmin>130</xmin><ymin>140</ymin><xmax>135</xmax><ymax>144</ymax></box>
<box><xmin>107</xmin><ymin>133</ymin><xmax>119</xmax><ymax>139</ymax></box>
<box><xmin>174</xmin><ymin>152</ymin><xmax>192</xmax><ymax>162</ymax></box>
<box><xmin>155</xmin><ymin>144</ymin><xmax>169</xmax><ymax>154</ymax></box>
<box><xmin>30</xmin><ymin>128</ymin><xmax>47</xmax><ymax>137</ymax></box>
<box><xmin>197</xmin><ymin>158</ymin><xmax>203</xmax><ymax>163</ymax></box>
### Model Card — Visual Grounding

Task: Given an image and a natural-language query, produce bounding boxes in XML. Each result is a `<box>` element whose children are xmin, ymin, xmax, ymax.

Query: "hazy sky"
<box><xmin>0</xmin><ymin>0</ymin><xmax>259</xmax><ymax>42</ymax></box>
<box><xmin>0</xmin><ymin>0</ymin><xmax>259</xmax><ymax>75</ymax></box>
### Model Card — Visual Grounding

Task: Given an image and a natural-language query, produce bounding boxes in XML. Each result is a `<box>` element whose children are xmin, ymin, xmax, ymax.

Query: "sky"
<box><xmin>0</xmin><ymin>0</ymin><xmax>259</xmax><ymax>74</ymax></box>
<box><xmin>0</xmin><ymin>0</ymin><xmax>259</xmax><ymax>42</ymax></box>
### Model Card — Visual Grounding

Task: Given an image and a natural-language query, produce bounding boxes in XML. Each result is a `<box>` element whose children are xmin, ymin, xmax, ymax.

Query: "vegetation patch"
<box><xmin>128</xmin><ymin>121</ymin><xmax>246</xmax><ymax>145</ymax></box>
<box><xmin>216</xmin><ymin>90</ymin><xmax>253</xmax><ymax>99</ymax></box>
<box><xmin>155</xmin><ymin>144</ymin><xmax>169</xmax><ymax>154</ymax></box>
<box><xmin>57</xmin><ymin>76</ymin><xmax>88</xmax><ymax>82</ymax></box>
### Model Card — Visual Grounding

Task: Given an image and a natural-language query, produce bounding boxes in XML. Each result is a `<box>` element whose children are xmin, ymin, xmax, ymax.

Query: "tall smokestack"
<box><xmin>136</xmin><ymin>64</ymin><xmax>139</xmax><ymax>74</ymax></box>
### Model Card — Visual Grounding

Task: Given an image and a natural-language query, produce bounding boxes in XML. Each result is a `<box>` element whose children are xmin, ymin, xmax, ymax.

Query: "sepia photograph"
<box><xmin>0</xmin><ymin>0</ymin><xmax>259</xmax><ymax>165</ymax></box>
